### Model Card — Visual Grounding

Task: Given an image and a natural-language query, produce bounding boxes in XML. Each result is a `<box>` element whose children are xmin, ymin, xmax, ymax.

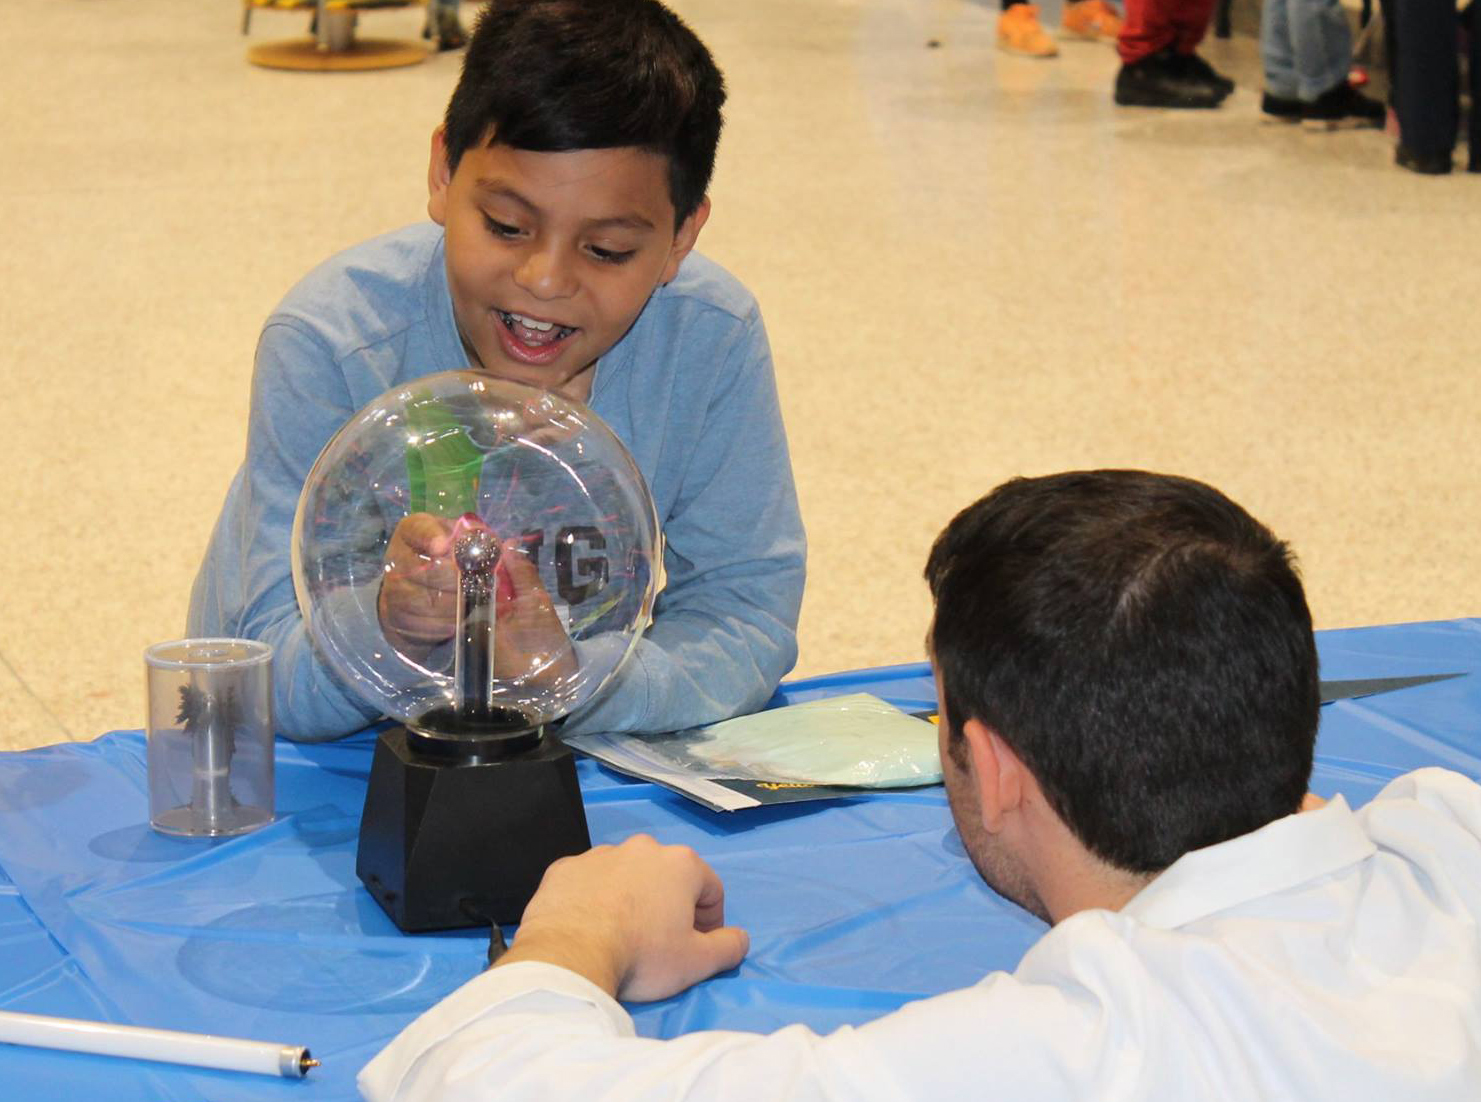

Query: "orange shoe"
<box><xmin>1061</xmin><ymin>0</ymin><xmax>1123</xmax><ymax>41</ymax></box>
<box><xmin>997</xmin><ymin>5</ymin><xmax>1059</xmax><ymax>57</ymax></box>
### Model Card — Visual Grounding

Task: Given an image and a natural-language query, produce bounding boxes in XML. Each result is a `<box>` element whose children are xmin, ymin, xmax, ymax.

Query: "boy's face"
<box><xmin>428</xmin><ymin>128</ymin><xmax>709</xmax><ymax>397</ymax></box>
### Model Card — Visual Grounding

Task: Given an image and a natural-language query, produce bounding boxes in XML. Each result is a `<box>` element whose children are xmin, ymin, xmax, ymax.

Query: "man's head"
<box><xmin>428</xmin><ymin>0</ymin><xmax>725</xmax><ymax>393</ymax></box>
<box><xmin>925</xmin><ymin>470</ymin><xmax>1319</xmax><ymax>890</ymax></box>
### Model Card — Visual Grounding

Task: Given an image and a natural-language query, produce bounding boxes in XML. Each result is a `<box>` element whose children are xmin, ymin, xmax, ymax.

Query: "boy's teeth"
<box><xmin>498</xmin><ymin>310</ymin><xmax>576</xmax><ymax>342</ymax></box>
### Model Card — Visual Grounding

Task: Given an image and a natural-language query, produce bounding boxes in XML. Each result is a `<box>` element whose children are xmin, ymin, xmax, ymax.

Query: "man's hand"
<box><xmin>495</xmin><ymin>835</ymin><xmax>750</xmax><ymax>1002</ymax></box>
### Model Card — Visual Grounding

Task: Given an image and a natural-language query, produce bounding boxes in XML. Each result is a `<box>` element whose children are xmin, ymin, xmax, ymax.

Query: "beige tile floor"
<box><xmin>1</xmin><ymin>0</ymin><xmax>1477</xmax><ymax>752</ymax></box>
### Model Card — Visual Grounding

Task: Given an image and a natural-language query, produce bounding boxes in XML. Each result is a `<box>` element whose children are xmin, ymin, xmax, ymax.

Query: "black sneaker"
<box><xmin>1169</xmin><ymin>52</ymin><xmax>1235</xmax><ymax>99</ymax></box>
<box><xmin>1301</xmin><ymin>82</ymin><xmax>1385</xmax><ymax>129</ymax></box>
<box><xmin>1396</xmin><ymin>145</ymin><xmax>1453</xmax><ymax>174</ymax></box>
<box><xmin>1261</xmin><ymin>91</ymin><xmax>1304</xmax><ymax>123</ymax></box>
<box><xmin>1114</xmin><ymin>50</ymin><xmax>1225</xmax><ymax>109</ymax></box>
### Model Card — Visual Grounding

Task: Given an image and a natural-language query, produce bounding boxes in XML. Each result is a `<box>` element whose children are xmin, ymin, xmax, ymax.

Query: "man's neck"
<box><xmin>1041</xmin><ymin>858</ymin><xmax>1154</xmax><ymax>924</ymax></box>
<box><xmin>1014</xmin><ymin>802</ymin><xmax>1155</xmax><ymax>924</ymax></box>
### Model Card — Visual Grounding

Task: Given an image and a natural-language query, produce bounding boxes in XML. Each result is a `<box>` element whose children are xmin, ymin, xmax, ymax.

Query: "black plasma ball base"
<box><xmin>356</xmin><ymin>716</ymin><xmax>591</xmax><ymax>932</ymax></box>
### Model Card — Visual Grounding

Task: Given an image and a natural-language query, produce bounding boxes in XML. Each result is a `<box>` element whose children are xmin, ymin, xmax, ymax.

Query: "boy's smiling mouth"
<box><xmin>494</xmin><ymin>309</ymin><xmax>580</xmax><ymax>366</ymax></box>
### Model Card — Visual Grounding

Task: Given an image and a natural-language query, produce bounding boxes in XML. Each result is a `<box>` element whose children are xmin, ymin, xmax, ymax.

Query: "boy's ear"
<box><xmin>659</xmin><ymin>196</ymin><xmax>711</xmax><ymax>285</ymax></box>
<box><xmin>428</xmin><ymin>126</ymin><xmax>452</xmax><ymax>227</ymax></box>
<box><xmin>961</xmin><ymin>718</ymin><xmax>1025</xmax><ymax>834</ymax></box>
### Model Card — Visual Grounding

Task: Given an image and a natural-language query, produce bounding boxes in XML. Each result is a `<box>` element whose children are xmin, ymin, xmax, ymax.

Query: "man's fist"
<box><xmin>499</xmin><ymin>835</ymin><xmax>750</xmax><ymax>1002</ymax></box>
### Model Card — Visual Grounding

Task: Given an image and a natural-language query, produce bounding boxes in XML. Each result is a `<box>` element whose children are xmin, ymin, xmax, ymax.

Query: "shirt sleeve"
<box><xmin>562</xmin><ymin>309</ymin><xmax>806</xmax><ymax>737</ymax></box>
<box><xmin>356</xmin><ymin>953</ymin><xmax>1119</xmax><ymax>1102</ymax></box>
<box><xmin>357</xmin><ymin>962</ymin><xmax>905</xmax><ymax>1102</ymax></box>
<box><xmin>187</xmin><ymin>319</ymin><xmax>382</xmax><ymax>741</ymax></box>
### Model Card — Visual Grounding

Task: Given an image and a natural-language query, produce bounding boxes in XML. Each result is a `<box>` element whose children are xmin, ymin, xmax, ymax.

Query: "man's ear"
<box><xmin>659</xmin><ymin>196</ymin><xmax>711</xmax><ymax>284</ymax></box>
<box><xmin>961</xmin><ymin>719</ymin><xmax>1025</xmax><ymax>834</ymax></box>
<box><xmin>428</xmin><ymin>126</ymin><xmax>452</xmax><ymax>227</ymax></box>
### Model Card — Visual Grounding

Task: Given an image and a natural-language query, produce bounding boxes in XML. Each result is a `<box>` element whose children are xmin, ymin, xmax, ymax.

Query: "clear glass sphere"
<box><xmin>292</xmin><ymin>372</ymin><xmax>658</xmax><ymax>739</ymax></box>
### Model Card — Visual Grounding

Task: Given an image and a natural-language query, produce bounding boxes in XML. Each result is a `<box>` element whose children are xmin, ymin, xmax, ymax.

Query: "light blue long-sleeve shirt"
<box><xmin>188</xmin><ymin>223</ymin><xmax>805</xmax><ymax>741</ymax></box>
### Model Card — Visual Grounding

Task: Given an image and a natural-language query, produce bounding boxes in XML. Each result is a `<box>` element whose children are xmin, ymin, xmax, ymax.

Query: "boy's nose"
<box><xmin>513</xmin><ymin>245</ymin><xmax>577</xmax><ymax>300</ymax></box>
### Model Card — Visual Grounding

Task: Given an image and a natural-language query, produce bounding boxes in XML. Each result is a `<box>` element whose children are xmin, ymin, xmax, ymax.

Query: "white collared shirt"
<box><xmin>359</xmin><ymin>768</ymin><xmax>1481</xmax><ymax>1101</ymax></box>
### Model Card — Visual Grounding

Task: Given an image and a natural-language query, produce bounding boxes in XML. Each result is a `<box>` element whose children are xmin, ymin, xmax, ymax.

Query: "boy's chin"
<box><xmin>477</xmin><ymin>351</ymin><xmax>598</xmax><ymax>397</ymax></box>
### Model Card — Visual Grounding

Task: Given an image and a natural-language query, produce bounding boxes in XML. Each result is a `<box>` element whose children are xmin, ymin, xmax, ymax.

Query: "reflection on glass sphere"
<box><xmin>292</xmin><ymin>371</ymin><xmax>658</xmax><ymax>739</ymax></box>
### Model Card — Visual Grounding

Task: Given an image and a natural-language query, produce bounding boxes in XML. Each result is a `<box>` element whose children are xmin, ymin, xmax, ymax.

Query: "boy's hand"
<box><xmin>379</xmin><ymin>513</ymin><xmax>458</xmax><ymax>658</ymax></box>
<box><xmin>378</xmin><ymin>515</ymin><xmax>578</xmax><ymax>688</ymax></box>
<box><xmin>495</xmin><ymin>835</ymin><xmax>750</xmax><ymax>1002</ymax></box>
<box><xmin>493</xmin><ymin>539</ymin><xmax>579</xmax><ymax>687</ymax></box>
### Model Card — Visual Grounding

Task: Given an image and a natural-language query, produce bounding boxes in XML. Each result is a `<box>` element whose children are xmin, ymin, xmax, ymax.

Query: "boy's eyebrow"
<box><xmin>473</xmin><ymin>179</ymin><xmax>656</xmax><ymax>232</ymax></box>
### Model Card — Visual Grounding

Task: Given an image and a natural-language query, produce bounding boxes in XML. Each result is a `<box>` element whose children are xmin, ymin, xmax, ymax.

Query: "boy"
<box><xmin>189</xmin><ymin>0</ymin><xmax>806</xmax><ymax>741</ymax></box>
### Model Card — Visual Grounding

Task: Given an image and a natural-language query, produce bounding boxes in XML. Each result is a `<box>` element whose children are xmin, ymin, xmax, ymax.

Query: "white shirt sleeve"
<box><xmin>357</xmin><ymin>961</ymin><xmax>903</xmax><ymax>1102</ymax></box>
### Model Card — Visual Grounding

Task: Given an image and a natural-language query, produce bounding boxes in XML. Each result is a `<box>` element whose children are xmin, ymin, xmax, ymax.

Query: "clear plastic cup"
<box><xmin>145</xmin><ymin>638</ymin><xmax>274</xmax><ymax>837</ymax></box>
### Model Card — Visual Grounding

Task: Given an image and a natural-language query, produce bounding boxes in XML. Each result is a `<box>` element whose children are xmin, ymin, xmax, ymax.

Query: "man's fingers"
<box><xmin>691</xmin><ymin>861</ymin><xmax>728</xmax><ymax>932</ymax></box>
<box><xmin>679</xmin><ymin>926</ymin><xmax>749</xmax><ymax>989</ymax></box>
<box><xmin>622</xmin><ymin>925</ymin><xmax>750</xmax><ymax>1002</ymax></box>
<box><xmin>705</xmin><ymin>925</ymin><xmax>749</xmax><ymax>973</ymax></box>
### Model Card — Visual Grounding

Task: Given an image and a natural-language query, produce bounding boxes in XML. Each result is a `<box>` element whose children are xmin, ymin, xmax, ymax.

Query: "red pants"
<box><xmin>1117</xmin><ymin>0</ymin><xmax>1218</xmax><ymax>62</ymax></box>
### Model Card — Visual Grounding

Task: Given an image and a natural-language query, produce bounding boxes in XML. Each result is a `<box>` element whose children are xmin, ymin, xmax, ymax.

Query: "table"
<box><xmin>2</xmin><ymin>619</ymin><xmax>1479</xmax><ymax>1100</ymax></box>
<box><xmin>243</xmin><ymin>0</ymin><xmax>432</xmax><ymax>72</ymax></box>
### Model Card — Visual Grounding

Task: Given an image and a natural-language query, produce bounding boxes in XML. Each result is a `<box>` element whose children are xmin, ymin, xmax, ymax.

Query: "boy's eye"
<box><xmin>482</xmin><ymin>214</ymin><xmax>523</xmax><ymax>239</ymax></box>
<box><xmin>587</xmin><ymin>245</ymin><xmax>636</xmax><ymax>265</ymax></box>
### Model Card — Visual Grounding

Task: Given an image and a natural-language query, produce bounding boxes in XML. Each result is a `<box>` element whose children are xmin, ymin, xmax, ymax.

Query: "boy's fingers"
<box><xmin>399</xmin><ymin>513</ymin><xmax>453</xmax><ymax>554</ymax></box>
<box><xmin>385</xmin><ymin>562</ymin><xmax>456</xmax><ymax>600</ymax></box>
<box><xmin>495</xmin><ymin>541</ymin><xmax>547</xmax><ymax>606</ymax></box>
<box><xmin>498</xmin><ymin>541</ymin><xmax>545</xmax><ymax>589</ymax></box>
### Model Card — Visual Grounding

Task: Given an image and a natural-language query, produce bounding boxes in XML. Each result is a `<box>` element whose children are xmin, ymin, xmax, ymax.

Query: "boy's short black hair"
<box><xmin>444</xmin><ymin>0</ymin><xmax>726</xmax><ymax>225</ymax></box>
<box><xmin>925</xmin><ymin>470</ymin><xmax>1320</xmax><ymax>874</ymax></box>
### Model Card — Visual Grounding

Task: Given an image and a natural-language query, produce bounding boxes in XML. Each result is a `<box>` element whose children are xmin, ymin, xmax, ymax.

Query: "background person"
<box><xmin>1377</xmin><ymin>0</ymin><xmax>1481</xmax><ymax>172</ymax></box>
<box><xmin>997</xmin><ymin>0</ymin><xmax>1124</xmax><ymax>57</ymax></box>
<box><xmin>1260</xmin><ymin>0</ymin><xmax>1386</xmax><ymax>126</ymax></box>
<box><xmin>1114</xmin><ymin>0</ymin><xmax>1235</xmax><ymax>106</ymax></box>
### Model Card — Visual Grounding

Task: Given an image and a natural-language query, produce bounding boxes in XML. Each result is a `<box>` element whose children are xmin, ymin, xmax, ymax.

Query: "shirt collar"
<box><xmin>426</xmin><ymin>229</ymin><xmax>471</xmax><ymax>373</ymax></box>
<box><xmin>1120</xmin><ymin>795</ymin><xmax>1376</xmax><ymax>929</ymax></box>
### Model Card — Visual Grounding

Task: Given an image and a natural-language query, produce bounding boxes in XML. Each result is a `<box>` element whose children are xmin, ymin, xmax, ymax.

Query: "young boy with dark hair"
<box><xmin>189</xmin><ymin>0</ymin><xmax>805</xmax><ymax>742</ymax></box>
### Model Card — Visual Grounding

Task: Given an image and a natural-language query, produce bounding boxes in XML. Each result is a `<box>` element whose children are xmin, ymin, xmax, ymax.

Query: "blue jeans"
<box><xmin>1260</xmin><ymin>0</ymin><xmax>1353</xmax><ymax>100</ymax></box>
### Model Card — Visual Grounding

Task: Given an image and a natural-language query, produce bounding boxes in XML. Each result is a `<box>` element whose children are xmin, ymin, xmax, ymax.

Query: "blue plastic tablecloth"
<box><xmin>2</xmin><ymin>619</ymin><xmax>1480</xmax><ymax>1100</ymax></box>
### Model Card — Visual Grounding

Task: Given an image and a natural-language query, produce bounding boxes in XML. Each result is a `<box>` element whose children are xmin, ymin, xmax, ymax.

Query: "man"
<box><xmin>360</xmin><ymin>470</ymin><xmax>1481</xmax><ymax>1100</ymax></box>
